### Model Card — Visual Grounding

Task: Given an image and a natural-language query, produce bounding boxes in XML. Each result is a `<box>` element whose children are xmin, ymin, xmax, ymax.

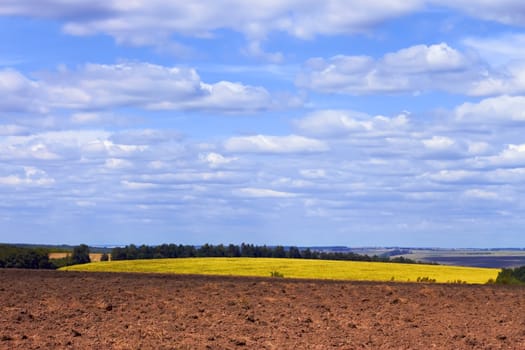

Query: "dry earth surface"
<box><xmin>1</xmin><ymin>269</ymin><xmax>524</xmax><ymax>349</ymax></box>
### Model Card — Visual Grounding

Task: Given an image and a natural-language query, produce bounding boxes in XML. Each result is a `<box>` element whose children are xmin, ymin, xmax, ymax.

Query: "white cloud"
<box><xmin>235</xmin><ymin>187</ymin><xmax>297</xmax><ymax>198</ymax></box>
<box><xmin>463</xmin><ymin>189</ymin><xmax>500</xmax><ymax>200</ymax></box>
<box><xmin>486</xmin><ymin>168</ymin><xmax>525</xmax><ymax>184</ymax></box>
<box><xmin>110</xmin><ymin>129</ymin><xmax>180</xmax><ymax>145</ymax></box>
<box><xmin>299</xmin><ymin>169</ymin><xmax>327</xmax><ymax>179</ymax></box>
<box><xmin>70</xmin><ymin>112</ymin><xmax>105</xmax><ymax>124</ymax></box>
<box><xmin>242</xmin><ymin>41</ymin><xmax>284</xmax><ymax>63</ymax></box>
<box><xmin>0</xmin><ymin>63</ymin><xmax>291</xmax><ymax>114</ymax></box>
<box><xmin>0</xmin><ymin>140</ymin><xmax>61</xmax><ymax>160</ymax></box>
<box><xmin>0</xmin><ymin>124</ymin><xmax>29</xmax><ymax>136</ymax></box>
<box><xmin>467</xmin><ymin>61</ymin><xmax>525</xmax><ymax>96</ymax></box>
<box><xmin>121</xmin><ymin>180</ymin><xmax>158</xmax><ymax>190</ymax></box>
<box><xmin>422</xmin><ymin>136</ymin><xmax>455</xmax><ymax>151</ymax></box>
<box><xmin>425</xmin><ymin>170</ymin><xmax>478</xmax><ymax>183</ymax></box>
<box><xmin>139</xmin><ymin>171</ymin><xmax>240</xmax><ymax>184</ymax></box>
<box><xmin>297</xmin><ymin>42</ymin><xmax>525</xmax><ymax>96</ymax></box>
<box><xmin>467</xmin><ymin>142</ymin><xmax>491</xmax><ymax>156</ymax></box>
<box><xmin>105</xmin><ymin>158</ymin><xmax>133</xmax><ymax>169</ymax></box>
<box><xmin>0</xmin><ymin>1</ymin><xmax>424</xmax><ymax>43</ymax></box>
<box><xmin>200</xmin><ymin>152</ymin><xmax>237</xmax><ymax>168</ymax></box>
<box><xmin>224</xmin><ymin>134</ymin><xmax>328</xmax><ymax>153</ymax></box>
<box><xmin>463</xmin><ymin>33</ymin><xmax>525</xmax><ymax>66</ymax></box>
<box><xmin>383</xmin><ymin>42</ymin><xmax>468</xmax><ymax>72</ymax></box>
<box><xmin>455</xmin><ymin>95</ymin><xmax>525</xmax><ymax>123</ymax></box>
<box><xmin>434</xmin><ymin>0</ymin><xmax>525</xmax><ymax>27</ymax></box>
<box><xmin>484</xmin><ymin>144</ymin><xmax>525</xmax><ymax>168</ymax></box>
<box><xmin>295</xmin><ymin>110</ymin><xmax>409</xmax><ymax>137</ymax></box>
<box><xmin>48</xmin><ymin>62</ymin><xmax>282</xmax><ymax>112</ymax></box>
<box><xmin>297</xmin><ymin>43</ymin><xmax>490</xmax><ymax>95</ymax></box>
<box><xmin>81</xmin><ymin>139</ymin><xmax>147</xmax><ymax>157</ymax></box>
<box><xmin>0</xmin><ymin>69</ymin><xmax>45</xmax><ymax>113</ymax></box>
<box><xmin>0</xmin><ymin>167</ymin><xmax>54</xmax><ymax>187</ymax></box>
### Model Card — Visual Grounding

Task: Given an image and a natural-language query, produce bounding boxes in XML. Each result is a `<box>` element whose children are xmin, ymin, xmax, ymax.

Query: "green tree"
<box><xmin>71</xmin><ymin>244</ymin><xmax>91</xmax><ymax>264</ymax></box>
<box><xmin>273</xmin><ymin>246</ymin><xmax>286</xmax><ymax>258</ymax></box>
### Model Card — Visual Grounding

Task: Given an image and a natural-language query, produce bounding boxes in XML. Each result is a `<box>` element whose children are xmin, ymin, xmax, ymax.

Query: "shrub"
<box><xmin>448</xmin><ymin>279</ymin><xmax>467</xmax><ymax>284</ymax></box>
<box><xmin>71</xmin><ymin>244</ymin><xmax>91</xmax><ymax>265</ymax></box>
<box><xmin>495</xmin><ymin>268</ymin><xmax>524</xmax><ymax>285</ymax></box>
<box><xmin>416</xmin><ymin>276</ymin><xmax>436</xmax><ymax>283</ymax></box>
<box><xmin>270</xmin><ymin>271</ymin><xmax>284</xmax><ymax>278</ymax></box>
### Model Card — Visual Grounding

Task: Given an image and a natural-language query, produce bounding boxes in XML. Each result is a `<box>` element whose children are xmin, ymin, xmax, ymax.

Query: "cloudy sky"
<box><xmin>1</xmin><ymin>1</ymin><xmax>525</xmax><ymax>247</ymax></box>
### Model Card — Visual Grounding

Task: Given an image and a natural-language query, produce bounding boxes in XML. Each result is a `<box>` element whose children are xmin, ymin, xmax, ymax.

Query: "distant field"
<box><xmin>61</xmin><ymin>257</ymin><xmax>499</xmax><ymax>284</ymax></box>
<box><xmin>395</xmin><ymin>249</ymin><xmax>525</xmax><ymax>268</ymax></box>
<box><xmin>49</xmin><ymin>252</ymin><xmax>105</xmax><ymax>262</ymax></box>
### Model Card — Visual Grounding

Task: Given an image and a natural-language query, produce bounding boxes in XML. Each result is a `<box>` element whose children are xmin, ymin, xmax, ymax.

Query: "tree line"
<box><xmin>0</xmin><ymin>245</ymin><xmax>55</xmax><ymax>269</ymax></box>
<box><xmin>111</xmin><ymin>243</ymin><xmax>419</xmax><ymax>264</ymax></box>
<box><xmin>0</xmin><ymin>244</ymin><xmax>91</xmax><ymax>269</ymax></box>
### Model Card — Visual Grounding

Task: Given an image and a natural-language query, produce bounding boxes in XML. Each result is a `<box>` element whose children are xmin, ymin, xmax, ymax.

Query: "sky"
<box><xmin>1</xmin><ymin>1</ymin><xmax>525</xmax><ymax>248</ymax></box>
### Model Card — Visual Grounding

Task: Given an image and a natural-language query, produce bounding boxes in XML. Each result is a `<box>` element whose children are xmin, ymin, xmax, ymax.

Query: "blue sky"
<box><xmin>1</xmin><ymin>1</ymin><xmax>525</xmax><ymax>247</ymax></box>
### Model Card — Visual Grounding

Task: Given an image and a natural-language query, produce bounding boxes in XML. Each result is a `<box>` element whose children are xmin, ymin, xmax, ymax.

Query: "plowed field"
<box><xmin>1</xmin><ymin>269</ymin><xmax>524</xmax><ymax>349</ymax></box>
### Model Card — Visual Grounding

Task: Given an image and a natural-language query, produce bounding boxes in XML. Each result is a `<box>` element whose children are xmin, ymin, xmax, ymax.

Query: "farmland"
<box><xmin>48</xmin><ymin>252</ymin><xmax>105</xmax><ymax>262</ymax></box>
<box><xmin>2</xmin><ymin>269</ymin><xmax>525</xmax><ymax>349</ymax></box>
<box><xmin>61</xmin><ymin>257</ymin><xmax>498</xmax><ymax>284</ymax></box>
<box><xmin>392</xmin><ymin>249</ymin><xmax>525</xmax><ymax>268</ymax></box>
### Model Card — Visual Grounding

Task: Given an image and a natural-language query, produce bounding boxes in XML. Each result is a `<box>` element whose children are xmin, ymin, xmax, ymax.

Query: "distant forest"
<box><xmin>0</xmin><ymin>244</ymin><xmax>55</xmax><ymax>269</ymax></box>
<box><xmin>111</xmin><ymin>243</ymin><xmax>418</xmax><ymax>264</ymax></box>
<box><xmin>0</xmin><ymin>244</ymin><xmax>91</xmax><ymax>270</ymax></box>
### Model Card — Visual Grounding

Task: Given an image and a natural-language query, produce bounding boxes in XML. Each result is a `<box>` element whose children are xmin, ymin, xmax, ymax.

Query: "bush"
<box><xmin>270</xmin><ymin>271</ymin><xmax>284</xmax><ymax>278</ymax></box>
<box><xmin>495</xmin><ymin>267</ymin><xmax>525</xmax><ymax>285</ymax></box>
<box><xmin>49</xmin><ymin>256</ymin><xmax>73</xmax><ymax>269</ymax></box>
<box><xmin>100</xmin><ymin>253</ymin><xmax>109</xmax><ymax>261</ymax></box>
<box><xmin>416</xmin><ymin>276</ymin><xmax>436</xmax><ymax>283</ymax></box>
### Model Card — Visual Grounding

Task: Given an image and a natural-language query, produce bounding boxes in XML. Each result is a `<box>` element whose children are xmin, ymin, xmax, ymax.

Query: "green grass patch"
<box><xmin>60</xmin><ymin>257</ymin><xmax>498</xmax><ymax>284</ymax></box>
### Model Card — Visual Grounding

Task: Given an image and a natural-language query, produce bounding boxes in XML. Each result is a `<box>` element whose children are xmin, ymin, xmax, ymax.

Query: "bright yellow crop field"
<box><xmin>61</xmin><ymin>257</ymin><xmax>499</xmax><ymax>284</ymax></box>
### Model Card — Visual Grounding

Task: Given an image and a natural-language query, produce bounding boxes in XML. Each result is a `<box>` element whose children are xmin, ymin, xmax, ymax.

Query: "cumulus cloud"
<box><xmin>0</xmin><ymin>1</ymin><xmax>423</xmax><ymax>43</ymax></box>
<box><xmin>6</xmin><ymin>1</ymin><xmax>525</xmax><ymax>47</ymax></box>
<box><xmin>434</xmin><ymin>0</ymin><xmax>525</xmax><ymax>27</ymax></box>
<box><xmin>467</xmin><ymin>61</ymin><xmax>525</xmax><ymax>96</ymax></box>
<box><xmin>481</xmin><ymin>144</ymin><xmax>525</xmax><ymax>168</ymax></box>
<box><xmin>295</xmin><ymin>110</ymin><xmax>409</xmax><ymax>138</ymax></box>
<box><xmin>0</xmin><ymin>69</ymin><xmax>46</xmax><ymax>113</ymax></box>
<box><xmin>199</xmin><ymin>152</ymin><xmax>237</xmax><ymax>168</ymax></box>
<box><xmin>0</xmin><ymin>166</ymin><xmax>54</xmax><ymax>187</ymax></box>
<box><xmin>463</xmin><ymin>33</ymin><xmax>525</xmax><ymax>66</ymax></box>
<box><xmin>224</xmin><ymin>134</ymin><xmax>328</xmax><ymax>153</ymax></box>
<box><xmin>0</xmin><ymin>63</ymin><xmax>292</xmax><ymax>114</ymax></box>
<box><xmin>422</xmin><ymin>136</ymin><xmax>456</xmax><ymax>151</ymax></box>
<box><xmin>105</xmin><ymin>158</ymin><xmax>133</xmax><ymax>169</ymax></box>
<box><xmin>455</xmin><ymin>95</ymin><xmax>525</xmax><ymax>123</ymax></box>
<box><xmin>47</xmin><ymin>62</ymin><xmax>285</xmax><ymax>112</ymax></box>
<box><xmin>296</xmin><ymin>43</ymin><xmax>500</xmax><ymax>95</ymax></box>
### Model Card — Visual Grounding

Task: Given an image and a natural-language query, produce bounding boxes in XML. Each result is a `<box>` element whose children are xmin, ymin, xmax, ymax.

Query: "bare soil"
<box><xmin>1</xmin><ymin>269</ymin><xmax>524</xmax><ymax>349</ymax></box>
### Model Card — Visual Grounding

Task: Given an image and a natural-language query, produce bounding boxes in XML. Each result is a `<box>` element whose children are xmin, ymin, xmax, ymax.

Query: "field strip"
<box><xmin>60</xmin><ymin>257</ymin><xmax>499</xmax><ymax>284</ymax></box>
